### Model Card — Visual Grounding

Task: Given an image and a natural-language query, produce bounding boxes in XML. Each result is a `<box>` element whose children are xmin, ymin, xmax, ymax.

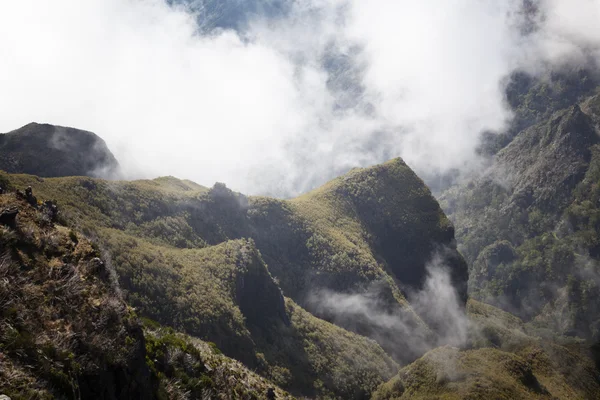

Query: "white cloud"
<box><xmin>0</xmin><ymin>0</ymin><xmax>598</xmax><ymax>195</ymax></box>
<box><xmin>0</xmin><ymin>0</ymin><xmax>314</xmax><ymax>191</ymax></box>
<box><xmin>343</xmin><ymin>0</ymin><xmax>524</xmax><ymax>174</ymax></box>
<box><xmin>535</xmin><ymin>0</ymin><xmax>600</xmax><ymax>64</ymax></box>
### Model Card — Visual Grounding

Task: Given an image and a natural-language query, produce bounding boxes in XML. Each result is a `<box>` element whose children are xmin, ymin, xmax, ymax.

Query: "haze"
<box><xmin>0</xmin><ymin>0</ymin><xmax>598</xmax><ymax>195</ymax></box>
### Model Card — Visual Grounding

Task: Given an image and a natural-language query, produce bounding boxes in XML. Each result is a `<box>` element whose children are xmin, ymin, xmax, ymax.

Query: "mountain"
<box><xmin>367</xmin><ymin>71</ymin><xmax>600</xmax><ymax>400</ymax></box>
<box><xmin>0</xmin><ymin>123</ymin><xmax>120</xmax><ymax>178</ymax></box>
<box><xmin>0</xmin><ymin>154</ymin><xmax>467</xmax><ymax>398</ymax></box>
<box><xmin>477</xmin><ymin>68</ymin><xmax>599</xmax><ymax>157</ymax></box>
<box><xmin>440</xmin><ymin>89</ymin><xmax>600</xmax><ymax>341</ymax></box>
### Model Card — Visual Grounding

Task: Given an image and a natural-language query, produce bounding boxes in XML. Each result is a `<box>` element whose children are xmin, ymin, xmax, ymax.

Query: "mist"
<box><xmin>0</xmin><ymin>0</ymin><xmax>599</xmax><ymax>196</ymax></box>
<box><xmin>307</xmin><ymin>254</ymin><xmax>470</xmax><ymax>361</ymax></box>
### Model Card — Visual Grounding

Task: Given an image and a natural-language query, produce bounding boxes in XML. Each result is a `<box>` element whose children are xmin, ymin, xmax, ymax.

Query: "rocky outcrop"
<box><xmin>234</xmin><ymin>241</ymin><xmax>290</xmax><ymax>329</ymax></box>
<box><xmin>0</xmin><ymin>207</ymin><xmax>18</xmax><ymax>227</ymax></box>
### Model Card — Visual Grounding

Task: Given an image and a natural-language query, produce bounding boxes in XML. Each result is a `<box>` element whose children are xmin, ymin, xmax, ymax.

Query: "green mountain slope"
<box><xmin>372</xmin><ymin>300</ymin><xmax>600</xmax><ymax>400</ymax></box>
<box><xmin>479</xmin><ymin>68</ymin><xmax>599</xmax><ymax>156</ymax></box>
<box><xmin>3</xmin><ymin>112</ymin><xmax>600</xmax><ymax>398</ymax></box>
<box><xmin>440</xmin><ymin>90</ymin><xmax>600</xmax><ymax>340</ymax></box>
<box><xmin>0</xmin><ymin>192</ymin><xmax>291</xmax><ymax>400</ymax></box>
<box><xmin>0</xmin><ymin>154</ymin><xmax>468</xmax><ymax>398</ymax></box>
<box><xmin>367</xmin><ymin>75</ymin><xmax>600</xmax><ymax>400</ymax></box>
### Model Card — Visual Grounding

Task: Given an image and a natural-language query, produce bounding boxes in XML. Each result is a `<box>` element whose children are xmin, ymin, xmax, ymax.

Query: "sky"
<box><xmin>0</xmin><ymin>0</ymin><xmax>599</xmax><ymax>196</ymax></box>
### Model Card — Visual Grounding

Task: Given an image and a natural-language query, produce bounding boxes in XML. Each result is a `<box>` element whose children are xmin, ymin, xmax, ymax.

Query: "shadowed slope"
<box><xmin>440</xmin><ymin>91</ymin><xmax>600</xmax><ymax>339</ymax></box>
<box><xmin>0</xmin><ymin>123</ymin><xmax>120</xmax><ymax>178</ymax></box>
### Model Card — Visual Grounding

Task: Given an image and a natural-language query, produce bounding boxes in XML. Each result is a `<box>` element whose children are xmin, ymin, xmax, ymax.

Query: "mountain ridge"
<box><xmin>3</xmin><ymin>152</ymin><xmax>458</xmax><ymax>397</ymax></box>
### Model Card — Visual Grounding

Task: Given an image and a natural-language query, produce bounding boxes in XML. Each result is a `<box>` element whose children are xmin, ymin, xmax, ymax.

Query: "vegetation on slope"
<box><xmin>0</xmin><ymin>172</ymin><xmax>403</xmax><ymax>398</ymax></box>
<box><xmin>372</xmin><ymin>72</ymin><xmax>600</xmax><ymax>400</ymax></box>
<box><xmin>0</xmin><ymin>192</ymin><xmax>152</xmax><ymax>399</ymax></box>
<box><xmin>372</xmin><ymin>300</ymin><xmax>600</xmax><ymax>400</ymax></box>
<box><xmin>440</xmin><ymin>90</ymin><xmax>600</xmax><ymax>340</ymax></box>
<box><xmin>100</xmin><ymin>231</ymin><xmax>399</xmax><ymax>398</ymax></box>
<box><xmin>0</xmin><ymin>186</ymin><xmax>293</xmax><ymax>400</ymax></box>
<box><xmin>0</xmin><ymin>157</ymin><xmax>467</xmax><ymax>374</ymax></box>
<box><xmin>0</xmin><ymin>118</ymin><xmax>474</xmax><ymax>398</ymax></box>
<box><xmin>479</xmin><ymin>68</ymin><xmax>599</xmax><ymax>156</ymax></box>
<box><xmin>143</xmin><ymin>322</ymin><xmax>294</xmax><ymax>400</ymax></box>
<box><xmin>292</xmin><ymin>158</ymin><xmax>466</xmax><ymax>303</ymax></box>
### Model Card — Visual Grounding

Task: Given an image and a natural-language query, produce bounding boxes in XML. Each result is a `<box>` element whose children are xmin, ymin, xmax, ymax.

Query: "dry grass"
<box><xmin>0</xmin><ymin>193</ymin><xmax>142</xmax><ymax>399</ymax></box>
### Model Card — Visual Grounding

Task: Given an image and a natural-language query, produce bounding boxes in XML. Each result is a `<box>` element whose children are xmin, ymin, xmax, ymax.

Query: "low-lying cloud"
<box><xmin>0</xmin><ymin>0</ymin><xmax>599</xmax><ymax>195</ymax></box>
<box><xmin>308</xmin><ymin>254</ymin><xmax>470</xmax><ymax>361</ymax></box>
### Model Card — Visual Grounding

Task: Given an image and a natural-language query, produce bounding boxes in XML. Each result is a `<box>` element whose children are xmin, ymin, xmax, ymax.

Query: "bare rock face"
<box><xmin>0</xmin><ymin>123</ymin><xmax>120</xmax><ymax>178</ymax></box>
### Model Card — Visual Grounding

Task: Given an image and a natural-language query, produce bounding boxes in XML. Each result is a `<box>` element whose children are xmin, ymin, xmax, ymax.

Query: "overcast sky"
<box><xmin>0</xmin><ymin>0</ymin><xmax>599</xmax><ymax>195</ymax></box>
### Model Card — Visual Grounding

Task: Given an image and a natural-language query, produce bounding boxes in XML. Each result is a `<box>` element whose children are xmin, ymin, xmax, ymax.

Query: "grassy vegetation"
<box><xmin>0</xmin><ymin>192</ymin><xmax>150</xmax><ymax>399</ymax></box>
<box><xmin>372</xmin><ymin>300</ymin><xmax>600</xmax><ymax>400</ymax></box>
<box><xmin>0</xmin><ymin>157</ymin><xmax>468</xmax><ymax>378</ymax></box>
<box><xmin>0</xmin><ymin>188</ymin><xmax>297</xmax><ymax>399</ymax></box>
<box><xmin>292</xmin><ymin>158</ymin><xmax>462</xmax><ymax>298</ymax></box>
<box><xmin>0</xmin><ymin>149</ymin><xmax>479</xmax><ymax>399</ymax></box>
<box><xmin>143</xmin><ymin>321</ymin><xmax>294</xmax><ymax>400</ymax></box>
<box><xmin>0</xmin><ymin>168</ymin><xmax>411</xmax><ymax>398</ymax></box>
<box><xmin>370</xmin><ymin>85</ymin><xmax>600</xmax><ymax>400</ymax></box>
<box><xmin>3</xmin><ymin>107</ymin><xmax>600</xmax><ymax>398</ymax></box>
<box><xmin>99</xmin><ymin>230</ymin><xmax>399</xmax><ymax>398</ymax></box>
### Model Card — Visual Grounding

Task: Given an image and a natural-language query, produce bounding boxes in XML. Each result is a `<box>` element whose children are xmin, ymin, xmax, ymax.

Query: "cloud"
<box><xmin>307</xmin><ymin>253</ymin><xmax>470</xmax><ymax>361</ymax></box>
<box><xmin>343</xmin><ymin>1</ymin><xmax>522</xmax><ymax>171</ymax></box>
<box><xmin>0</xmin><ymin>0</ymin><xmax>312</xmax><ymax>193</ymax></box>
<box><xmin>0</xmin><ymin>0</ymin><xmax>598</xmax><ymax>196</ymax></box>
<box><xmin>532</xmin><ymin>0</ymin><xmax>600</xmax><ymax>66</ymax></box>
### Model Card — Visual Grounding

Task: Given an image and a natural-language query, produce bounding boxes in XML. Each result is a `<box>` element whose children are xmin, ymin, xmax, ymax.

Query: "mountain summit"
<box><xmin>0</xmin><ymin>123</ymin><xmax>120</xmax><ymax>178</ymax></box>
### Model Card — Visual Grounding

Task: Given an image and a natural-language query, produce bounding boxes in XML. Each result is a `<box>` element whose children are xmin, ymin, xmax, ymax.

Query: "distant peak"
<box><xmin>0</xmin><ymin>122</ymin><xmax>120</xmax><ymax>179</ymax></box>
